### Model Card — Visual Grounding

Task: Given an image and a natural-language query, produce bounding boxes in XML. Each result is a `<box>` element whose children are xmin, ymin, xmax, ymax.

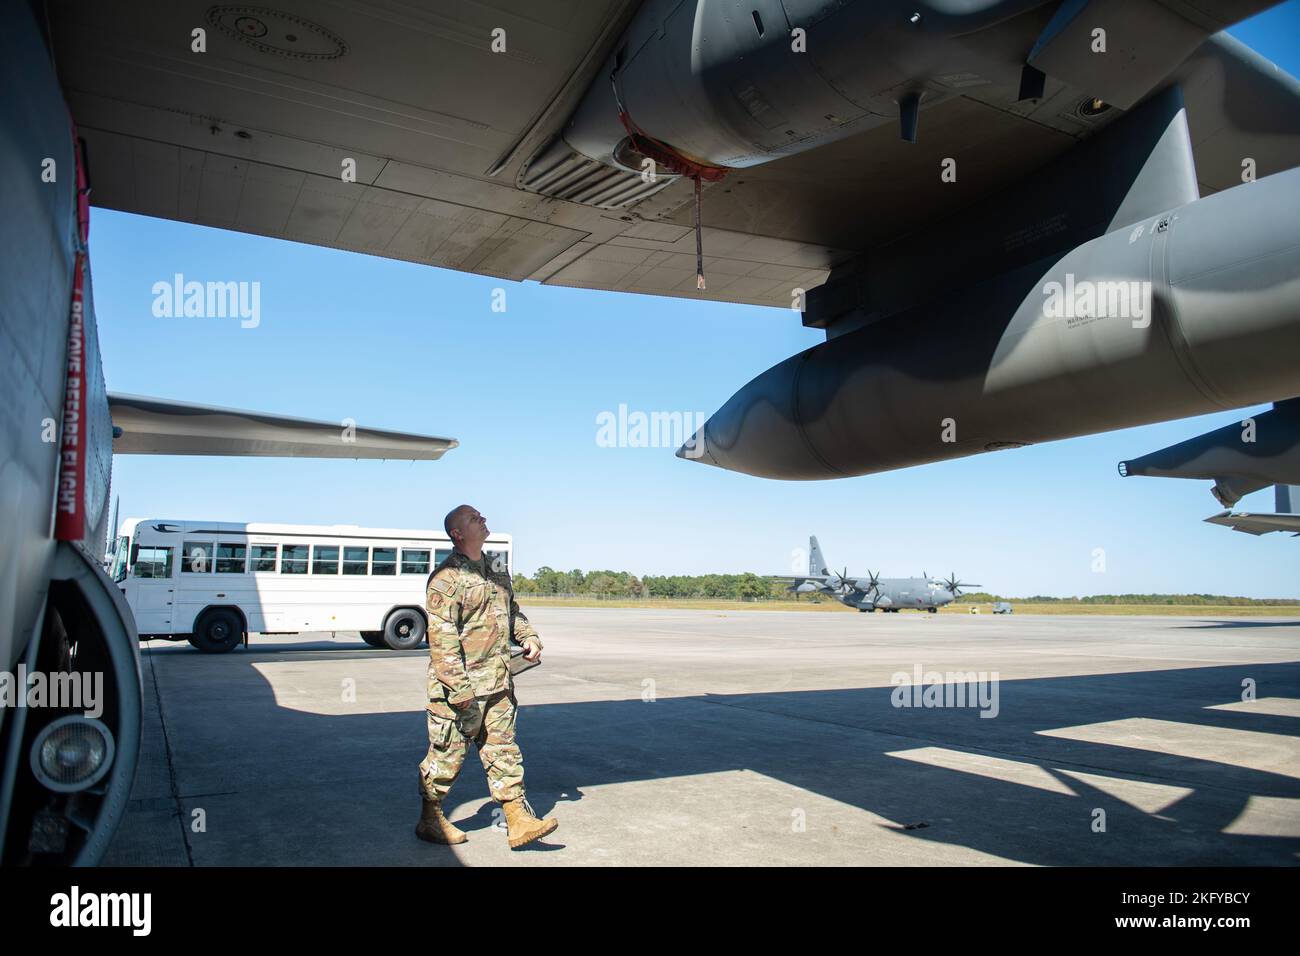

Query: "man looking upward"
<box><xmin>416</xmin><ymin>504</ymin><xmax>557</xmax><ymax>850</ymax></box>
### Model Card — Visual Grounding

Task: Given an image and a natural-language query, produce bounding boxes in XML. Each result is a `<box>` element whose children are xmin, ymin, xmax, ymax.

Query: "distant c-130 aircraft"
<box><xmin>787</xmin><ymin>537</ymin><xmax>980</xmax><ymax>613</ymax></box>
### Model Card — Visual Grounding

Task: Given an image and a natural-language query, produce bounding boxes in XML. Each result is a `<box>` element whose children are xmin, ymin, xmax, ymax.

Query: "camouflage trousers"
<box><xmin>419</xmin><ymin>689</ymin><xmax>525</xmax><ymax>803</ymax></box>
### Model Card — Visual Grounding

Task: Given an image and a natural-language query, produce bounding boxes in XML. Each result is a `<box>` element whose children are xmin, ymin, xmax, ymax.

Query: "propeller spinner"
<box><xmin>829</xmin><ymin>565</ymin><xmax>854</xmax><ymax>594</ymax></box>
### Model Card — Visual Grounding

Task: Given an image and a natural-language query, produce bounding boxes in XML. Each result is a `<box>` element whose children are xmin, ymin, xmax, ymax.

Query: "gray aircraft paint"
<box><xmin>792</xmin><ymin>536</ymin><xmax>978</xmax><ymax>612</ymax></box>
<box><xmin>1203</xmin><ymin>482</ymin><xmax>1300</xmax><ymax>536</ymax></box>
<box><xmin>680</xmin><ymin>120</ymin><xmax>1300</xmax><ymax>479</ymax></box>
<box><xmin>1120</xmin><ymin>399</ymin><xmax>1300</xmax><ymax>506</ymax></box>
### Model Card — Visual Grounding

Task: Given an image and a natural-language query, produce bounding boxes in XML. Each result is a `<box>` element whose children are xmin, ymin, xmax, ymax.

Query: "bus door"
<box><xmin>127</xmin><ymin>544</ymin><xmax>177</xmax><ymax>634</ymax></box>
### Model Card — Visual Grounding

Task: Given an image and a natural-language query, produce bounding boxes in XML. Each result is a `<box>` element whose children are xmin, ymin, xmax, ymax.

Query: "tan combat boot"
<box><xmin>415</xmin><ymin>797</ymin><xmax>467</xmax><ymax>845</ymax></box>
<box><xmin>501</xmin><ymin>797</ymin><xmax>558</xmax><ymax>849</ymax></box>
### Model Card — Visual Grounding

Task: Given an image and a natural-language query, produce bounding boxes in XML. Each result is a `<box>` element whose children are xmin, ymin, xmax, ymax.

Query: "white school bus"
<box><xmin>110</xmin><ymin>519</ymin><xmax>512</xmax><ymax>652</ymax></box>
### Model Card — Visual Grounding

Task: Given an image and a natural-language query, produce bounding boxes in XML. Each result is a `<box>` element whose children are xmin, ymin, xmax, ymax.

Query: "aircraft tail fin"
<box><xmin>1277</xmin><ymin>484</ymin><xmax>1299</xmax><ymax>513</ymax></box>
<box><xmin>808</xmin><ymin>536</ymin><xmax>829</xmax><ymax>577</ymax></box>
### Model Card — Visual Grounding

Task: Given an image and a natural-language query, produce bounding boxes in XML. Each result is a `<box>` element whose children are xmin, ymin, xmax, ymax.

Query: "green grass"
<box><xmin>518</xmin><ymin>596</ymin><xmax>852</xmax><ymax>612</ymax></box>
<box><xmin>953</xmin><ymin>602</ymin><xmax>1298</xmax><ymax>617</ymax></box>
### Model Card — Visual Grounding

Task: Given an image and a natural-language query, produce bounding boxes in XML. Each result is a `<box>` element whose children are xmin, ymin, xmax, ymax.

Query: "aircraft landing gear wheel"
<box><xmin>928</xmin><ymin>607</ymin><xmax>937</xmax><ymax>613</ymax></box>
<box><xmin>361</xmin><ymin>631</ymin><xmax>387</xmax><ymax>648</ymax></box>
<box><xmin>191</xmin><ymin>609</ymin><xmax>243</xmax><ymax>653</ymax></box>
<box><xmin>383</xmin><ymin>609</ymin><xmax>426</xmax><ymax>650</ymax></box>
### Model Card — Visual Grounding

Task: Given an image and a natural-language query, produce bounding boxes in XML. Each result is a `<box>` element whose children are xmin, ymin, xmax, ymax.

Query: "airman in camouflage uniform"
<box><xmin>416</xmin><ymin>504</ymin><xmax>558</xmax><ymax>850</ymax></box>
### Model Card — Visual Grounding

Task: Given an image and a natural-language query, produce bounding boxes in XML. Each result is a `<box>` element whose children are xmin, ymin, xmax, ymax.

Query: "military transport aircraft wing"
<box><xmin>46</xmin><ymin>1</ymin><xmax>1300</xmax><ymax>482</ymax></box>
<box><xmin>46</xmin><ymin>1</ymin><xmax>1299</xmax><ymax>311</ymax></box>
<box><xmin>108</xmin><ymin>393</ymin><xmax>456</xmax><ymax>460</ymax></box>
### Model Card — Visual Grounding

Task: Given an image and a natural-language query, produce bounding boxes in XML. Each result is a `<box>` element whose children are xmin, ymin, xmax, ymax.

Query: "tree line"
<box><xmin>514</xmin><ymin>568</ymin><xmax>809</xmax><ymax>601</ymax></box>
<box><xmin>511</xmin><ymin>569</ymin><xmax>1298</xmax><ymax>605</ymax></box>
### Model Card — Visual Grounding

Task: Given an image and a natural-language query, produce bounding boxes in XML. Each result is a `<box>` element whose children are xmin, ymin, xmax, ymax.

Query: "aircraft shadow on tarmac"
<box><xmin>1175</xmin><ymin>620</ymin><xmax>1300</xmax><ymax>629</ymax></box>
<box><xmin>128</xmin><ymin>639</ymin><xmax>1300</xmax><ymax>867</ymax></box>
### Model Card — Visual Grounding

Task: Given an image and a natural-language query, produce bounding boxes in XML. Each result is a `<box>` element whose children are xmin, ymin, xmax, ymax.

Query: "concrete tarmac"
<box><xmin>103</xmin><ymin>608</ymin><xmax>1300</xmax><ymax>866</ymax></box>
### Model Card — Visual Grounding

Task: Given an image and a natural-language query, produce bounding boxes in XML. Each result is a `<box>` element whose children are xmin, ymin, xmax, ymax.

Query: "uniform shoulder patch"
<box><xmin>428</xmin><ymin>570</ymin><xmax>459</xmax><ymax>597</ymax></box>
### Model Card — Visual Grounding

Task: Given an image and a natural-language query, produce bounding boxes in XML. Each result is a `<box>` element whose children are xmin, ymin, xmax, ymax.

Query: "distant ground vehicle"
<box><xmin>993</xmin><ymin>602</ymin><xmax>1014</xmax><ymax>614</ymax></box>
<box><xmin>112</xmin><ymin>519</ymin><xmax>512</xmax><ymax>652</ymax></box>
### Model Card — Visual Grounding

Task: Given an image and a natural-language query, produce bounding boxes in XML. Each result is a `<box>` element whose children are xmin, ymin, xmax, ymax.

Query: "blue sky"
<box><xmin>96</xmin><ymin>4</ymin><xmax>1300</xmax><ymax>597</ymax></box>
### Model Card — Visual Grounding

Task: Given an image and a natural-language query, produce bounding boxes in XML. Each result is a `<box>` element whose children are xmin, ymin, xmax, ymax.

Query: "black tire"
<box><xmin>928</xmin><ymin>606</ymin><xmax>938</xmax><ymax>614</ymax></box>
<box><xmin>191</xmin><ymin>609</ymin><xmax>243</xmax><ymax>653</ymax></box>
<box><xmin>360</xmin><ymin>631</ymin><xmax>387</xmax><ymax>648</ymax></box>
<box><xmin>383</xmin><ymin>609</ymin><xmax>427</xmax><ymax>650</ymax></box>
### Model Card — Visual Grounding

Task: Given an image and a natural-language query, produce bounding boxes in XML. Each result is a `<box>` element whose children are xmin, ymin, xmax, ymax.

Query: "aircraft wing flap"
<box><xmin>108</xmin><ymin>393</ymin><xmax>456</xmax><ymax>460</ymax></box>
<box><xmin>1027</xmin><ymin>0</ymin><xmax>1280</xmax><ymax>110</ymax></box>
<box><xmin>1204</xmin><ymin>510</ymin><xmax>1300</xmax><ymax>535</ymax></box>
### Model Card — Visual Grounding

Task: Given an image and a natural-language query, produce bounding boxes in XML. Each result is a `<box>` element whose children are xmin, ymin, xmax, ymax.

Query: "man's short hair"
<box><xmin>444</xmin><ymin>504</ymin><xmax>470</xmax><ymax>538</ymax></box>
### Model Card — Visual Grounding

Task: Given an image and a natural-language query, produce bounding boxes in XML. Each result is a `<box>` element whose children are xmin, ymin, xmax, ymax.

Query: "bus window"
<box><xmin>342</xmin><ymin>546</ymin><xmax>368</xmax><ymax>575</ymax></box>
<box><xmin>282</xmin><ymin>544</ymin><xmax>309</xmax><ymax>574</ymax></box>
<box><xmin>435</xmin><ymin>548</ymin><xmax>452</xmax><ymax>566</ymax></box>
<box><xmin>486</xmin><ymin>550</ymin><xmax>509</xmax><ymax>574</ymax></box>
<box><xmin>110</xmin><ymin>537</ymin><xmax>129</xmax><ymax>582</ymax></box>
<box><xmin>216</xmin><ymin>543</ymin><xmax>246</xmax><ymax>573</ymax></box>
<box><xmin>313</xmin><ymin>545</ymin><xmax>339</xmax><ymax>575</ymax></box>
<box><xmin>183</xmin><ymin>541</ymin><xmax>213</xmax><ymax>573</ymax></box>
<box><xmin>134</xmin><ymin>547</ymin><xmax>174</xmax><ymax>579</ymax></box>
<box><xmin>251</xmin><ymin>545</ymin><xmax>278</xmax><ymax>572</ymax></box>
<box><xmin>401</xmin><ymin>549</ymin><xmax>430</xmax><ymax>574</ymax></box>
<box><xmin>372</xmin><ymin>548</ymin><xmax>396</xmax><ymax>575</ymax></box>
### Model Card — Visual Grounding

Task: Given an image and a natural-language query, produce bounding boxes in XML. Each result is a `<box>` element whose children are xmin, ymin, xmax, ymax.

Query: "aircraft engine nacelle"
<box><xmin>680</xmin><ymin>167</ymin><xmax>1300</xmax><ymax>479</ymax></box>
<box><xmin>563</xmin><ymin>0</ymin><xmax>1042</xmax><ymax>173</ymax></box>
<box><xmin>1119</xmin><ymin>399</ymin><xmax>1300</xmax><ymax>506</ymax></box>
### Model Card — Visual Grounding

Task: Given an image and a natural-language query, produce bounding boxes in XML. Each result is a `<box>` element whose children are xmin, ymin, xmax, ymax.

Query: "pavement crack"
<box><xmin>146</xmin><ymin>646</ymin><xmax>196</xmax><ymax>866</ymax></box>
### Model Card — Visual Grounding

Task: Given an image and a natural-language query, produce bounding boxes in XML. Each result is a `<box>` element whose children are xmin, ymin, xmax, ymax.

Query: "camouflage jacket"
<box><xmin>425</xmin><ymin>550</ymin><xmax>541</xmax><ymax>705</ymax></box>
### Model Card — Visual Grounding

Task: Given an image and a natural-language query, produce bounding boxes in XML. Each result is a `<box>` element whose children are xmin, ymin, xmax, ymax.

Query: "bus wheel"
<box><xmin>360</xmin><ymin>631</ymin><xmax>387</xmax><ymax>648</ymax></box>
<box><xmin>383</xmin><ymin>609</ymin><xmax>426</xmax><ymax>650</ymax></box>
<box><xmin>192</xmin><ymin>609</ymin><xmax>243</xmax><ymax>653</ymax></box>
